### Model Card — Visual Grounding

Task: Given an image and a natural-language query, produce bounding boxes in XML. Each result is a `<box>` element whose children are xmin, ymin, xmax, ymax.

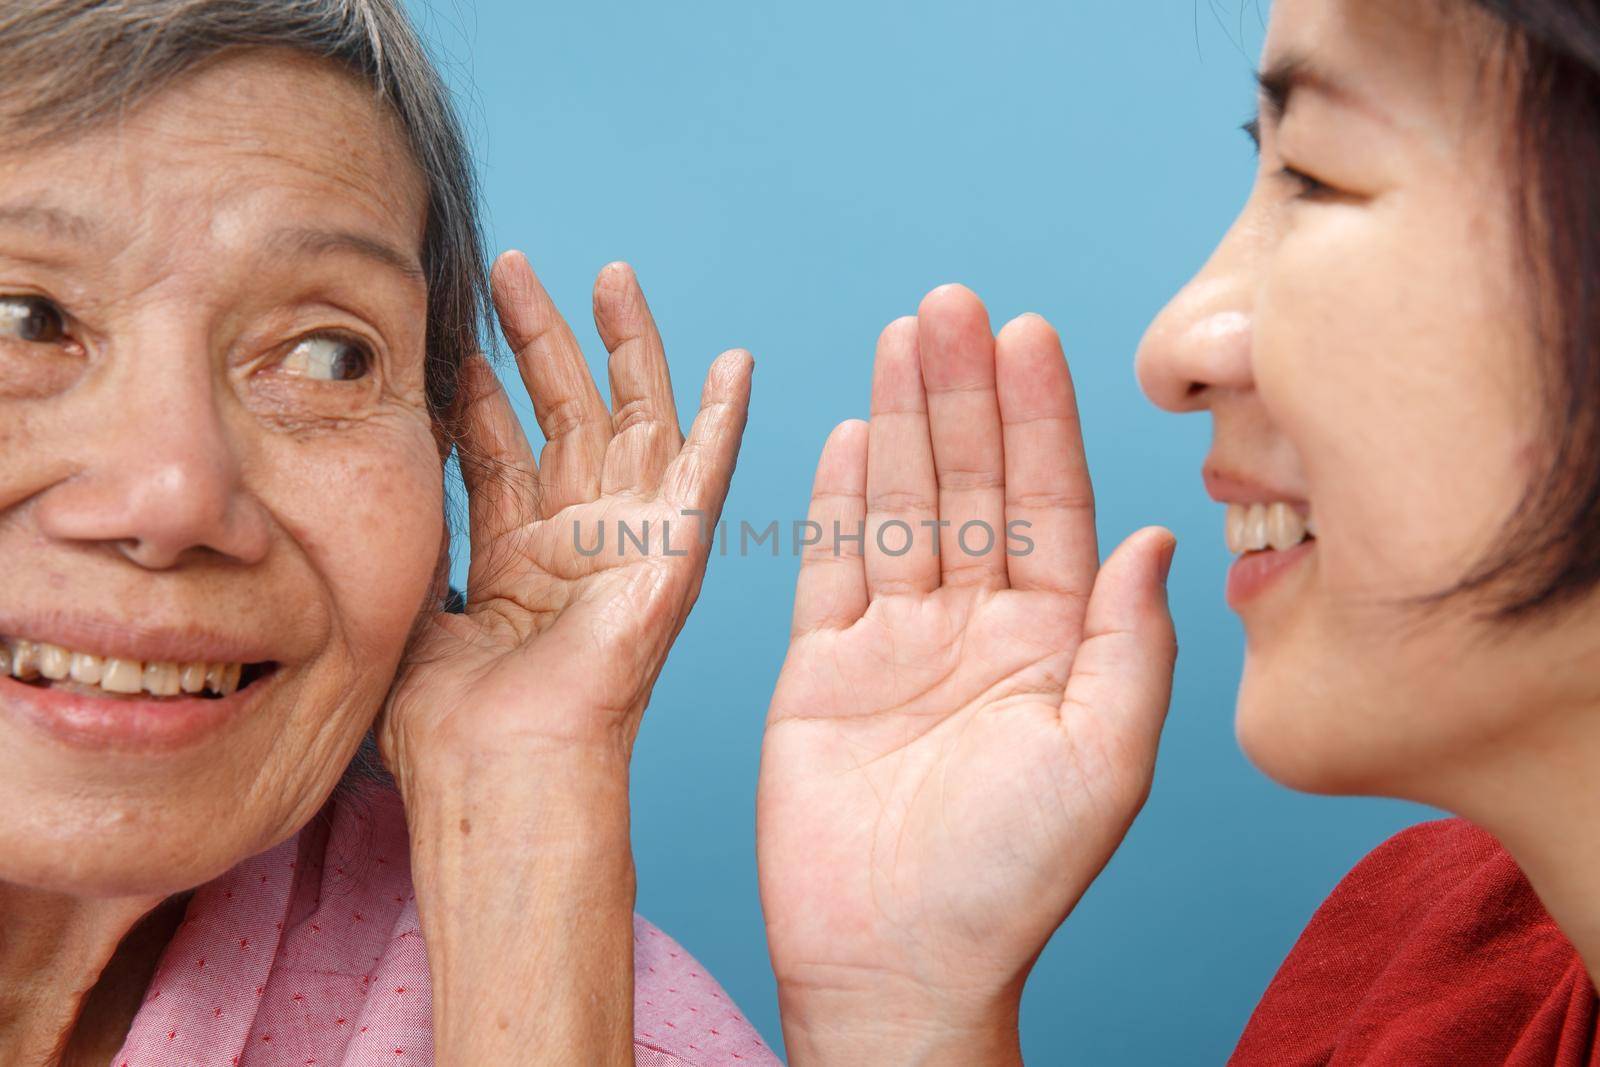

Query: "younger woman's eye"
<box><xmin>0</xmin><ymin>295</ymin><xmax>68</xmax><ymax>344</ymax></box>
<box><xmin>1278</xmin><ymin>164</ymin><xmax>1336</xmax><ymax>201</ymax></box>
<box><xmin>280</xmin><ymin>334</ymin><xmax>373</xmax><ymax>382</ymax></box>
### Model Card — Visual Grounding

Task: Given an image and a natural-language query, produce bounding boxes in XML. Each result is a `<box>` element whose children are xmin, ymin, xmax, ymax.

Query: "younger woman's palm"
<box><xmin>758</xmin><ymin>286</ymin><xmax>1177</xmax><ymax>1020</ymax></box>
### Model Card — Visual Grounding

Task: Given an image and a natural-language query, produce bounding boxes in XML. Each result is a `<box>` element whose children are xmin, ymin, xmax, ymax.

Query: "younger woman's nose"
<box><xmin>1135</xmin><ymin>273</ymin><xmax>1255</xmax><ymax>413</ymax></box>
<box><xmin>1135</xmin><ymin>217</ymin><xmax>1259</xmax><ymax>413</ymax></box>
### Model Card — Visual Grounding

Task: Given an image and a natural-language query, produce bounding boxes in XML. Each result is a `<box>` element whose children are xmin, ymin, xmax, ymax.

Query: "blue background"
<box><xmin>409</xmin><ymin>2</ymin><xmax>1431</xmax><ymax>1061</ymax></box>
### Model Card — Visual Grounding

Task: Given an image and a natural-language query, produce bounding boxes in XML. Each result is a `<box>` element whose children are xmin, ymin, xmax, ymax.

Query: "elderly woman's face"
<box><xmin>0</xmin><ymin>51</ymin><xmax>443</xmax><ymax>895</ymax></box>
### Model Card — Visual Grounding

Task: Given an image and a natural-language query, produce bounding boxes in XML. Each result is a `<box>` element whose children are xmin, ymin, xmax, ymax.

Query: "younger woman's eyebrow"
<box><xmin>1256</xmin><ymin>51</ymin><xmax>1387</xmax><ymax>126</ymax></box>
<box><xmin>1243</xmin><ymin>50</ymin><xmax>1391</xmax><ymax>149</ymax></box>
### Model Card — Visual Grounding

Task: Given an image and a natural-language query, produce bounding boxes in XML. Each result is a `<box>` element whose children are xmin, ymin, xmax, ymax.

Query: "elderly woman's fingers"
<box><xmin>996</xmin><ymin>313</ymin><xmax>1098</xmax><ymax>599</ymax></box>
<box><xmin>592</xmin><ymin>262</ymin><xmax>684</xmax><ymax>495</ymax></box>
<box><xmin>864</xmin><ymin>317</ymin><xmax>941</xmax><ymax>598</ymax></box>
<box><xmin>457</xmin><ymin>354</ymin><xmax>540</xmax><ymax>546</ymax></box>
<box><xmin>661</xmin><ymin>349</ymin><xmax>754</xmax><ymax>530</ymax></box>
<box><xmin>491</xmin><ymin>250</ymin><xmax>611</xmax><ymax>517</ymax></box>
<box><xmin>792</xmin><ymin>420</ymin><xmax>870</xmax><ymax>637</ymax></box>
<box><xmin>918</xmin><ymin>285</ymin><xmax>1010</xmax><ymax>591</ymax></box>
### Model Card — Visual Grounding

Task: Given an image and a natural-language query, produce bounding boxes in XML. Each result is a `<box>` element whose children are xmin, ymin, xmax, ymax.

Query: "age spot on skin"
<box><xmin>458</xmin><ymin>817</ymin><xmax>471</xmax><ymax>836</ymax></box>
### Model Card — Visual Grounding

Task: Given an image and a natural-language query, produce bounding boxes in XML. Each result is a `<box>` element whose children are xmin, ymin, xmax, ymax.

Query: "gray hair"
<box><xmin>0</xmin><ymin>0</ymin><xmax>492</xmax><ymax>794</ymax></box>
<box><xmin>0</xmin><ymin>0</ymin><xmax>490</xmax><ymax>429</ymax></box>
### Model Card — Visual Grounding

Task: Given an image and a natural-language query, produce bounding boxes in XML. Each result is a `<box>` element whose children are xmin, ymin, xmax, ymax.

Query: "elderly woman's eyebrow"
<box><xmin>0</xmin><ymin>206</ymin><xmax>424</xmax><ymax>287</ymax></box>
<box><xmin>265</xmin><ymin>226</ymin><xmax>425</xmax><ymax>284</ymax></box>
<box><xmin>0</xmin><ymin>202</ymin><xmax>96</xmax><ymax>243</ymax></box>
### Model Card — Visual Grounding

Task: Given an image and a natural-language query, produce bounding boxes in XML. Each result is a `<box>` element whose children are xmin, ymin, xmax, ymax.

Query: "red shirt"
<box><xmin>1231</xmin><ymin>818</ymin><xmax>1599</xmax><ymax>1066</ymax></box>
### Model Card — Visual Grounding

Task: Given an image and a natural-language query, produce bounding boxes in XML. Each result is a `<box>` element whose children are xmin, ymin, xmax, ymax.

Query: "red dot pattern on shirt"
<box><xmin>108</xmin><ymin>783</ymin><xmax>778</xmax><ymax>1066</ymax></box>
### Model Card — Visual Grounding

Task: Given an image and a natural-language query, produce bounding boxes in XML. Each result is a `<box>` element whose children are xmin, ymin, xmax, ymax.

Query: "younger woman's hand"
<box><xmin>757</xmin><ymin>285</ymin><xmax>1176</xmax><ymax>1066</ymax></box>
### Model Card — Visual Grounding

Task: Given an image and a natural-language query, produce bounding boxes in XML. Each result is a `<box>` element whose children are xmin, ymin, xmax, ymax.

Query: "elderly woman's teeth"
<box><xmin>71</xmin><ymin>651</ymin><xmax>108</xmax><ymax>685</ymax></box>
<box><xmin>180</xmin><ymin>662</ymin><xmax>207</xmax><ymax>693</ymax></box>
<box><xmin>38</xmin><ymin>643</ymin><xmax>69</xmax><ymax>680</ymax></box>
<box><xmin>102</xmin><ymin>659</ymin><xmax>144</xmax><ymax>694</ymax></box>
<box><xmin>0</xmin><ymin>639</ymin><xmax>246</xmax><ymax>698</ymax></box>
<box><xmin>1226</xmin><ymin>503</ymin><xmax>1316</xmax><ymax>555</ymax></box>
<box><xmin>143</xmin><ymin>662</ymin><xmax>180</xmax><ymax>697</ymax></box>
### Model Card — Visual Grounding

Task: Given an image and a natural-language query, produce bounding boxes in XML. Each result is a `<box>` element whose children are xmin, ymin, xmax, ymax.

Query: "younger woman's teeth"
<box><xmin>0</xmin><ymin>638</ymin><xmax>244</xmax><ymax>697</ymax></box>
<box><xmin>1226</xmin><ymin>502</ymin><xmax>1317</xmax><ymax>555</ymax></box>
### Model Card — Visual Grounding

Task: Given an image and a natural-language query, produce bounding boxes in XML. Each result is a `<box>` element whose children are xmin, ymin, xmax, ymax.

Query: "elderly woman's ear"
<box><xmin>371</xmin><ymin>251</ymin><xmax>754</xmax><ymax>1061</ymax></box>
<box><xmin>0</xmin><ymin>0</ymin><xmax>1173</xmax><ymax>1064</ymax></box>
<box><xmin>0</xmin><ymin>2</ymin><xmax>776</xmax><ymax>1061</ymax></box>
<box><xmin>428</xmin><ymin>522</ymin><xmax>453</xmax><ymax>614</ymax></box>
<box><xmin>432</xmin><ymin>349</ymin><xmax>490</xmax><ymax>462</ymax></box>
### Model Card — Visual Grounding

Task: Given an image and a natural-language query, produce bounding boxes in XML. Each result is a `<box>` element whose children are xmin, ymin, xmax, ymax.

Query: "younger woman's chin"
<box><xmin>1232</xmin><ymin>670</ymin><xmax>1397</xmax><ymax>798</ymax></box>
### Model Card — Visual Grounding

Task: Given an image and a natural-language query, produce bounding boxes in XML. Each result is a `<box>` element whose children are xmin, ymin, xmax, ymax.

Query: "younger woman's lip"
<box><xmin>1203</xmin><ymin>466</ymin><xmax>1311</xmax><ymax>507</ymax></box>
<box><xmin>1225</xmin><ymin>539</ymin><xmax>1317</xmax><ymax>610</ymax></box>
<box><xmin>0</xmin><ymin>666</ymin><xmax>276</xmax><ymax>753</ymax></box>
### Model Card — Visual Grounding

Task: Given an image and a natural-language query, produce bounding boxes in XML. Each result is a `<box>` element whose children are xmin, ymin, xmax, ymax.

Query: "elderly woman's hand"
<box><xmin>757</xmin><ymin>285</ymin><xmax>1176</xmax><ymax>1066</ymax></box>
<box><xmin>381</xmin><ymin>250</ymin><xmax>751</xmax><ymax>776</ymax></box>
<box><xmin>376</xmin><ymin>251</ymin><xmax>751</xmax><ymax>1066</ymax></box>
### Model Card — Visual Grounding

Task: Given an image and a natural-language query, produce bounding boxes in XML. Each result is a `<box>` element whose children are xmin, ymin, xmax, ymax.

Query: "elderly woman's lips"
<box><xmin>0</xmin><ymin>612</ymin><xmax>281</xmax><ymax>666</ymax></box>
<box><xmin>2</xmin><ymin>637</ymin><xmax>250</xmax><ymax>698</ymax></box>
<box><xmin>0</xmin><ymin>662</ymin><xmax>278</xmax><ymax>752</ymax></box>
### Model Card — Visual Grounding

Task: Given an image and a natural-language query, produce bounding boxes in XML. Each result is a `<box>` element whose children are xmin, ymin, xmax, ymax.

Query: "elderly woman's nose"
<box><xmin>33</xmin><ymin>392</ymin><xmax>271</xmax><ymax>570</ymax></box>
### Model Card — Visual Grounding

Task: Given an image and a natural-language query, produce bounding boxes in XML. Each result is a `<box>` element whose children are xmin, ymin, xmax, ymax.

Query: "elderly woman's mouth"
<box><xmin>0</xmin><ymin>638</ymin><xmax>275</xmax><ymax>701</ymax></box>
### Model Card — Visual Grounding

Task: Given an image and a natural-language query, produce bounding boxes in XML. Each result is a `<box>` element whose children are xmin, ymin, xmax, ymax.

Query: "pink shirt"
<box><xmin>112</xmin><ymin>782</ymin><xmax>780</xmax><ymax>1066</ymax></box>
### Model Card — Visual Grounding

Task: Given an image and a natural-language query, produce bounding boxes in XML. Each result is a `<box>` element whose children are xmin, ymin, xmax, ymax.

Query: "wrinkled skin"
<box><xmin>0</xmin><ymin>47</ymin><xmax>751</xmax><ymax>1065</ymax></box>
<box><xmin>0</xmin><ymin>49</ymin><xmax>439</xmax><ymax>903</ymax></box>
<box><xmin>380</xmin><ymin>245</ymin><xmax>754</xmax><ymax>779</ymax></box>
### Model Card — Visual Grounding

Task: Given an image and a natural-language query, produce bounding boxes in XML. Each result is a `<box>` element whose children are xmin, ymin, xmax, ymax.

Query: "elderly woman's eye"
<box><xmin>280</xmin><ymin>334</ymin><xmax>373</xmax><ymax>382</ymax></box>
<box><xmin>0</xmin><ymin>295</ymin><xmax>68</xmax><ymax>344</ymax></box>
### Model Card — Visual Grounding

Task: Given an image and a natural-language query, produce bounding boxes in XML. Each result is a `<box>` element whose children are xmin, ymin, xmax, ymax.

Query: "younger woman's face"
<box><xmin>1136</xmin><ymin>0</ymin><xmax>1600</xmax><ymax>799</ymax></box>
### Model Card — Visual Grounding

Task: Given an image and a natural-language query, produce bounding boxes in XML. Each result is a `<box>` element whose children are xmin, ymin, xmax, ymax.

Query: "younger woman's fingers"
<box><xmin>864</xmin><ymin>317</ymin><xmax>941</xmax><ymax>598</ymax></box>
<box><xmin>792</xmin><ymin>420</ymin><xmax>870</xmax><ymax>636</ymax></box>
<box><xmin>1060</xmin><ymin>527</ymin><xmax>1179</xmax><ymax>776</ymax></box>
<box><xmin>456</xmin><ymin>353</ymin><xmax>540</xmax><ymax>548</ymax></box>
<box><xmin>491</xmin><ymin>250</ymin><xmax>612</xmax><ymax>517</ymax></box>
<box><xmin>593</xmin><ymin>262</ymin><xmax>684</xmax><ymax>494</ymax></box>
<box><xmin>995</xmin><ymin>313</ymin><xmax>1098</xmax><ymax>598</ymax></box>
<box><xmin>917</xmin><ymin>285</ymin><xmax>1010</xmax><ymax>590</ymax></box>
<box><xmin>661</xmin><ymin>348</ymin><xmax>755</xmax><ymax>538</ymax></box>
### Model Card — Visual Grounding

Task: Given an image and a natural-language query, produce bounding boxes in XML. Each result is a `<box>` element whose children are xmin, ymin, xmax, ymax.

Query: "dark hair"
<box><xmin>1443</xmin><ymin>1</ymin><xmax>1600</xmax><ymax>621</ymax></box>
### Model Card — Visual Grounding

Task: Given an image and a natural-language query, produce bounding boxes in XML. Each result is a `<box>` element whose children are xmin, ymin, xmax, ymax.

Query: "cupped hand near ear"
<box><xmin>380</xmin><ymin>249</ymin><xmax>752</xmax><ymax>788</ymax></box>
<box><xmin>373</xmin><ymin>252</ymin><xmax>752</xmax><ymax>1065</ymax></box>
<box><xmin>758</xmin><ymin>285</ymin><xmax>1176</xmax><ymax>1065</ymax></box>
